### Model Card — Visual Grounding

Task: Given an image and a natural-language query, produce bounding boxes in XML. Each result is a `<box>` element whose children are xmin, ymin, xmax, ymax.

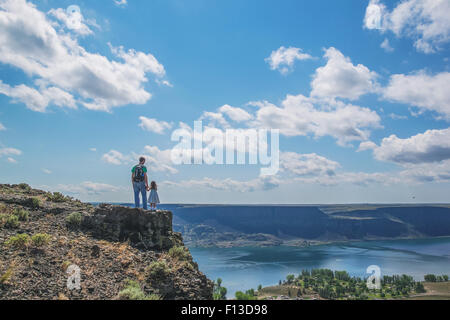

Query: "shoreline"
<box><xmin>185</xmin><ymin>235</ymin><xmax>450</xmax><ymax>249</ymax></box>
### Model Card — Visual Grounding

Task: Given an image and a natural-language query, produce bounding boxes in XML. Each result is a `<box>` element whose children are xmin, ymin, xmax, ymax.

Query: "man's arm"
<box><xmin>144</xmin><ymin>173</ymin><xmax>149</xmax><ymax>189</ymax></box>
<box><xmin>131</xmin><ymin>172</ymin><xmax>134</xmax><ymax>183</ymax></box>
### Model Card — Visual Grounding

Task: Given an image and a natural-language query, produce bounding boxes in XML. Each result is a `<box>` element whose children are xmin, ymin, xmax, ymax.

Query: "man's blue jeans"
<box><xmin>133</xmin><ymin>181</ymin><xmax>147</xmax><ymax>210</ymax></box>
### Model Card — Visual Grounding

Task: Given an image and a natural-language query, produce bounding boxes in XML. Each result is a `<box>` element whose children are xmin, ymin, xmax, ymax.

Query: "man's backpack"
<box><xmin>133</xmin><ymin>165</ymin><xmax>145</xmax><ymax>182</ymax></box>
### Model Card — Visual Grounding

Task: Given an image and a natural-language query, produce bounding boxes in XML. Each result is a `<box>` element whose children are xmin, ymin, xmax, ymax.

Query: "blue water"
<box><xmin>105</xmin><ymin>203</ymin><xmax>450</xmax><ymax>297</ymax></box>
<box><xmin>188</xmin><ymin>238</ymin><xmax>450</xmax><ymax>298</ymax></box>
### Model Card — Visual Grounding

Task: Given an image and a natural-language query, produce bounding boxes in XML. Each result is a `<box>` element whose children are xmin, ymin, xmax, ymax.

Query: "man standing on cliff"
<box><xmin>131</xmin><ymin>157</ymin><xmax>149</xmax><ymax>210</ymax></box>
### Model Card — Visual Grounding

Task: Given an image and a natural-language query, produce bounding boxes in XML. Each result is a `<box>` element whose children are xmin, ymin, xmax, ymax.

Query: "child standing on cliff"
<box><xmin>148</xmin><ymin>181</ymin><xmax>160</xmax><ymax>211</ymax></box>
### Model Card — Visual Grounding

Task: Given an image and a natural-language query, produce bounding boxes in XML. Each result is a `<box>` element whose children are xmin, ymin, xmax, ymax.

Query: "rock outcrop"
<box><xmin>0</xmin><ymin>184</ymin><xmax>213</xmax><ymax>300</ymax></box>
<box><xmin>82</xmin><ymin>204</ymin><xmax>183</xmax><ymax>250</ymax></box>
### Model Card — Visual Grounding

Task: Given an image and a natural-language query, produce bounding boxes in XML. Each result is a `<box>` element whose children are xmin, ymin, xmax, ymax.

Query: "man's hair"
<box><xmin>139</xmin><ymin>157</ymin><xmax>146</xmax><ymax>163</ymax></box>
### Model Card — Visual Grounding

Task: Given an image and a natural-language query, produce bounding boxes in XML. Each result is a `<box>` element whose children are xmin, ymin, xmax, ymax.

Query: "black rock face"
<box><xmin>82</xmin><ymin>204</ymin><xmax>182</xmax><ymax>250</ymax></box>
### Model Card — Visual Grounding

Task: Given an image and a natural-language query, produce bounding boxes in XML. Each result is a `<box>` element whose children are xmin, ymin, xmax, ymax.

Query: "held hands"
<box><xmin>146</xmin><ymin>186</ymin><xmax>150</xmax><ymax>191</ymax></box>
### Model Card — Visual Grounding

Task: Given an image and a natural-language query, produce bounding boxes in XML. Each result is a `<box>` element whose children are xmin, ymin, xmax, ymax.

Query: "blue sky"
<box><xmin>0</xmin><ymin>0</ymin><xmax>449</xmax><ymax>203</ymax></box>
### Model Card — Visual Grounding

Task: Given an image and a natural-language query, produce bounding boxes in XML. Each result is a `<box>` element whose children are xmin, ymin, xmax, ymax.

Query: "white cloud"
<box><xmin>156</xmin><ymin>79</ymin><xmax>173</xmax><ymax>87</ymax></box>
<box><xmin>364</xmin><ymin>0</ymin><xmax>386</xmax><ymax>30</ymax></box>
<box><xmin>48</xmin><ymin>7</ymin><xmax>94</xmax><ymax>36</ymax></box>
<box><xmin>102</xmin><ymin>150</ymin><xmax>130</xmax><ymax>165</ymax></box>
<box><xmin>364</xmin><ymin>0</ymin><xmax>450</xmax><ymax>53</ymax></box>
<box><xmin>200</xmin><ymin>104</ymin><xmax>253</xmax><ymax>129</ymax></box>
<box><xmin>57</xmin><ymin>181</ymin><xmax>122</xmax><ymax>195</ymax></box>
<box><xmin>7</xmin><ymin>157</ymin><xmax>17</xmax><ymax>164</ymax></box>
<box><xmin>218</xmin><ymin>105</ymin><xmax>252</xmax><ymax>122</ymax></box>
<box><xmin>281</xmin><ymin>152</ymin><xmax>340</xmax><ymax>177</ymax></box>
<box><xmin>164</xmin><ymin>175</ymin><xmax>280</xmax><ymax>193</ymax></box>
<box><xmin>139</xmin><ymin>116</ymin><xmax>173</xmax><ymax>134</ymax></box>
<box><xmin>0</xmin><ymin>81</ymin><xmax>76</xmax><ymax>112</ymax></box>
<box><xmin>357</xmin><ymin>141</ymin><xmax>378</xmax><ymax>152</ymax></box>
<box><xmin>114</xmin><ymin>0</ymin><xmax>128</xmax><ymax>7</ymax></box>
<box><xmin>388</xmin><ymin>113</ymin><xmax>408</xmax><ymax>120</ymax></box>
<box><xmin>42</xmin><ymin>168</ymin><xmax>52</xmax><ymax>174</ymax></box>
<box><xmin>200</xmin><ymin>111</ymin><xmax>230</xmax><ymax>128</ymax></box>
<box><xmin>251</xmin><ymin>94</ymin><xmax>381</xmax><ymax>146</ymax></box>
<box><xmin>311</xmin><ymin>47</ymin><xmax>378</xmax><ymax>100</ymax></box>
<box><xmin>265</xmin><ymin>46</ymin><xmax>313</xmax><ymax>74</ymax></box>
<box><xmin>397</xmin><ymin>160</ymin><xmax>450</xmax><ymax>183</ymax></box>
<box><xmin>0</xmin><ymin>122</ymin><xmax>5</xmax><ymax>131</ymax></box>
<box><xmin>0</xmin><ymin>0</ymin><xmax>167</xmax><ymax>112</ymax></box>
<box><xmin>370</xmin><ymin>128</ymin><xmax>450</xmax><ymax>164</ymax></box>
<box><xmin>89</xmin><ymin>148</ymin><xmax>97</xmax><ymax>152</ymax></box>
<box><xmin>380</xmin><ymin>38</ymin><xmax>394</xmax><ymax>52</ymax></box>
<box><xmin>383</xmin><ymin>71</ymin><xmax>450</xmax><ymax>120</ymax></box>
<box><xmin>102</xmin><ymin>146</ymin><xmax>178</xmax><ymax>174</ymax></box>
<box><xmin>0</xmin><ymin>147</ymin><xmax>22</xmax><ymax>157</ymax></box>
<box><xmin>141</xmin><ymin>145</ymin><xmax>178</xmax><ymax>174</ymax></box>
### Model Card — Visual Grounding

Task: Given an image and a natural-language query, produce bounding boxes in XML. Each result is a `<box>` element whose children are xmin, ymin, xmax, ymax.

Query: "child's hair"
<box><xmin>150</xmin><ymin>181</ymin><xmax>157</xmax><ymax>190</ymax></box>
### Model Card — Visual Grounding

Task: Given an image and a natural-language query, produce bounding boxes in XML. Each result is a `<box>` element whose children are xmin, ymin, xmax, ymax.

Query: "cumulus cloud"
<box><xmin>48</xmin><ymin>6</ymin><xmax>95</xmax><ymax>36</ymax></box>
<box><xmin>383</xmin><ymin>71</ymin><xmax>450</xmax><ymax>120</ymax></box>
<box><xmin>281</xmin><ymin>152</ymin><xmax>340</xmax><ymax>177</ymax></box>
<box><xmin>102</xmin><ymin>146</ymin><xmax>178</xmax><ymax>174</ymax></box>
<box><xmin>114</xmin><ymin>0</ymin><xmax>128</xmax><ymax>7</ymax></box>
<box><xmin>0</xmin><ymin>147</ymin><xmax>22</xmax><ymax>157</ymax></box>
<box><xmin>197</xmin><ymin>104</ymin><xmax>253</xmax><ymax>131</ymax></box>
<box><xmin>141</xmin><ymin>145</ymin><xmax>178</xmax><ymax>174</ymax></box>
<box><xmin>0</xmin><ymin>0</ymin><xmax>167</xmax><ymax>112</ymax></box>
<box><xmin>0</xmin><ymin>81</ymin><xmax>76</xmax><ymax>112</ymax></box>
<box><xmin>139</xmin><ymin>116</ymin><xmax>173</xmax><ymax>134</ymax></box>
<box><xmin>42</xmin><ymin>168</ymin><xmax>52</xmax><ymax>174</ymax></box>
<box><xmin>7</xmin><ymin>157</ymin><xmax>17</xmax><ymax>164</ymax></box>
<box><xmin>57</xmin><ymin>181</ymin><xmax>122</xmax><ymax>195</ymax></box>
<box><xmin>265</xmin><ymin>46</ymin><xmax>314</xmax><ymax>74</ymax></box>
<box><xmin>380</xmin><ymin>38</ymin><xmax>394</xmax><ymax>52</ymax></box>
<box><xmin>370</xmin><ymin>128</ymin><xmax>450</xmax><ymax>164</ymax></box>
<box><xmin>164</xmin><ymin>175</ymin><xmax>280</xmax><ymax>193</ymax></box>
<box><xmin>102</xmin><ymin>150</ymin><xmax>130</xmax><ymax>165</ymax></box>
<box><xmin>364</xmin><ymin>0</ymin><xmax>450</xmax><ymax>53</ymax></box>
<box><xmin>0</xmin><ymin>122</ymin><xmax>5</xmax><ymax>131</ymax></box>
<box><xmin>218</xmin><ymin>105</ymin><xmax>253</xmax><ymax>122</ymax></box>
<box><xmin>357</xmin><ymin>141</ymin><xmax>378</xmax><ymax>152</ymax></box>
<box><xmin>311</xmin><ymin>47</ymin><xmax>378</xmax><ymax>100</ymax></box>
<box><xmin>200</xmin><ymin>111</ymin><xmax>231</xmax><ymax>128</ymax></box>
<box><xmin>250</xmin><ymin>94</ymin><xmax>381</xmax><ymax>146</ymax></box>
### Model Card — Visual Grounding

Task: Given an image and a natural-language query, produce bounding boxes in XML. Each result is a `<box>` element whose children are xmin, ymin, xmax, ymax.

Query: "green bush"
<box><xmin>46</xmin><ymin>192</ymin><xmax>68</xmax><ymax>203</ymax></box>
<box><xmin>213</xmin><ymin>278</ymin><xmax>228</xmax><ymax>300</ymax></box>
<box><xmin>424</xmin><ymin>274</ymin><xmax>437</xmax><ymax>282</ymax></box>
<box><xmin>0</xmin><ymin>267</ymin><xmax>13</xmax><ymax>284</ymax></box>
<box><xmin>5</xmin><ymin>234</ymin><xmax>30</xmax><ymax>249</ymax></box>
<box><xmin>0</xmin><ymin>214</ymin><xmax>7</xmax><ymax>227</ymax></box>
<box><xmin>13</xmin><ymin>208</ymin><xmax>29</xmax><ymax>221</ymax></box>
<box><xmin>146</xmin><ymin>260</ymin><xmax>171</xmax><ymax>278</ymax></box>
<box><xmin>118</xmin><ymin>280</ymin><xmax>162</xmax><ymax>300</ymax></box>
<box><xmin>30</xmin><ymin>197</ymin><xmax>40</xmax><ymax>210</ymax></box>
<box><xmin>235</xmin><ymin>291</ymin><xmax>255</xmax><ymax>300</ymax></box>
<box><xmin>5</xmin><ymin>215</ymin><xmax>20</xmax><ymax>229</ymax></box>
<box><xmin>168</xmin><ymin>246</ymin><xmax>191</xmax><ymax>262</ymax></box>
<box><xmin>31</xmin><ymin>233</ymin><xmax>51</xmax><ymax>247</ymax></box>
<box><xmin>66</xmin><ymin>212</ymin><xmax>83</xmax><ymax>228</ymax></box>
<box><xmin>18</xmin><ymin>183</ymin><xmax>31</xmax><ymax>191</ymax></box>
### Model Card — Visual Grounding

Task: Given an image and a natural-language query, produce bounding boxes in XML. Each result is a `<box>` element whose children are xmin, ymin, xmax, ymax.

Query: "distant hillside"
<box><xmin>169</xmin><ymin>204</ymin><xmax>450</xmax><ymax>247</ymax></box>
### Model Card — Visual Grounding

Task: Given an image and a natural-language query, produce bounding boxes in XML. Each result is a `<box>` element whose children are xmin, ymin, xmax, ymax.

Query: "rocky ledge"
<box><xmin>0</xmin><ymin>184</ymin><xmax>213</xmax><ymax>300</ymax></box>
